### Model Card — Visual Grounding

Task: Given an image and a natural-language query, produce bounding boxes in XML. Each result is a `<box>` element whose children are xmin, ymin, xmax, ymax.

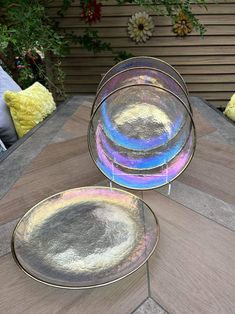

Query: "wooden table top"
<box><xmin>0</xmin><ymin>95</ymin><xmax>234</xmax><ymax>314</ymax></box>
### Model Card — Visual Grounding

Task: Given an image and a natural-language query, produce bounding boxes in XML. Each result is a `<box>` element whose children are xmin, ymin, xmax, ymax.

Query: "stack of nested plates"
<box><xmin>88</xmin><ymin>57</ymin><xmax>196</xmax><ymax>190</ymax></box>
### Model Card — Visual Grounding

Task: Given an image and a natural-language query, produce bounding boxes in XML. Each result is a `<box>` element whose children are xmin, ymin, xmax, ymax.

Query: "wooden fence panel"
<box><xmin>47</xmin><ymin>1</ymin><xmax>235</xmax><ymax>108</ymax></box>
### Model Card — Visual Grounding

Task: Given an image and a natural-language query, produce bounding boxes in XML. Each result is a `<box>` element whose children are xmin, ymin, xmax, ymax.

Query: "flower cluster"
<box><xmin>173</xmin><ymin>11</ymin><xmax>193</xmax><ymax>37</ymax></box>
<box><xmin>81</xmin><ymin>0</ymin><xmax>102</xmax><ymax>24</ymax></box>
<box><xmin>127</xmin><ymin>12</ymin><xmax>154</xmax><ymax>43</ymax></box>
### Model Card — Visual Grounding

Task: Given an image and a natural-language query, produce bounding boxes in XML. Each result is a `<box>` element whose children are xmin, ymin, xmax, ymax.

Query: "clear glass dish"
<box><xmin>12</xmin><ymin>187</ymin><xmax>159</xmax><ymax>289</ymax></box>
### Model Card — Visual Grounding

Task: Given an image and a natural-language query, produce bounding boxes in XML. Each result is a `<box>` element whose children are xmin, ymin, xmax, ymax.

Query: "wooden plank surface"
<box><xmin>191</xmin><ymin>107</ymin><xmax>216</xmax><ymax>138</ymax></box>
<box><xmin>0</xmin><ymin>104</ymin><xmax>104</xmax><ymax>226</ymax></box>
<box><xmin>1</xmin><ymin>96</ymin><xmax>235</xmax><ymax>313</ymax></box>
<box><xmin>0</xmin><ymin>254</ymin><xmax>148</xmax><ymax>314</ymax></box>
<box><xmin>178</xmin><ymin>137</ymin><xmax>235</xmax><ymax>205</ymax></box>
<box><xmin>0</xmin><ymin>136</ymin><xmax>105</xmax><ymax>226</ymax></box>
<box><xmin>0</xmin><ymin>99</ymin><xmax>150</xmax><ymax>314</ymax></box>
<box><xmin>144</xmin><ymin>191</ymin><xmax>235</xmax><ymax>314</ymax></box>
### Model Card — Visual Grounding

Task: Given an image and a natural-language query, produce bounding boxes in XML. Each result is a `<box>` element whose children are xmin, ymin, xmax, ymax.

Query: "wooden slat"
<box><xmin>68</xmin><ymin>46</ymin><xmax>235</xmax><ymax>56</ymax></box>
<box><xmin>62</xmin><ymin>65</ymin><xmax>235</xmax><ymax>75</ymax></box>
<box><xmin>0</xmin><ymin>254</ymin><xmax>148</xmax><ymax>314</ymax></box>
<box><xmin>179</xmin><ymin>145</ymin><xmax>235</xmax><ymax>204</ymax></box>
<box><xmin>48</xmin><ymin>0</ymin><xmax>235</xmax><ymax>7</ymax></box>
<box><xmin>61</xmin><ymin>73</ymin><xmax>235</xmax><ymax>84</ymax></box>
<box><xmin>47</xmin><ymin>4</ymin><xmax>235</xmax><ymax>16</ymax></box>
<box><xmin>175</xmin><ymin>65</ymin><xmax>235</xmax><ymax>74</ymax></box>
<box><xmin>56</xmin><ymin>15</ymin><xmax>235</xmax><ymax>27</ymax></box>
<box><xmin>63</xmin><ymin>25</ymin><xmax>235</xmax><ymax>36</ymax></box>
<box><xmin>188</xmin><ymin>83</ymin><xmax>235</xmax><ymax>92</ymax></box>
<box><xmin>192</xmin><ymin>107</ymin><xmax>217</xmax><ymax>137</ymax></box>
<box><xmin>0</xmin><ymin>137</ymin><xmax>105</xmax><ymax>225</ymax></box>
<box><xmin>190</xmin><ymin>91</ymin><xmax>232</xmax><ymax>100</ymax></box>
<box><xmin>191</xmin><ymin>91</ymin><xmax>233</xmax><ymax>100</ymax></box>
<box><xmin>184</xmin><ymin>74</ymin><xmax>235</xmax><ymax>83</ymax></box>
<box><xmin>88</xmin><ymin>36</ymin><xmax>235</xmax><ymax>47</ymax></box>
<box><xmin>56</xmin><ymin>35</ymin><xmax>235</xmax><ymax>50</ymax></box>
<box><xmin>60</xmin><ymin>56</ymin><xmax>235</xmax><ymax>66</ymax></box>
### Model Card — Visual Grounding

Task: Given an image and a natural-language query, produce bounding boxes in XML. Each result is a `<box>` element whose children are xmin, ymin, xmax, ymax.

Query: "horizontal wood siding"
<box><xmin>47</xmin><ymin>1</ymin><xmax>235</xmax><ymax>108</ymax></box>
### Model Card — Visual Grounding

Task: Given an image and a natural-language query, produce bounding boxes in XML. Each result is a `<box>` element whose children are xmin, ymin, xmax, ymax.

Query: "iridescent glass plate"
<box><xmin>12</xmin><ymin>187</ymin><xmax>159</xmax><ymax>289</ymax></box>
<box><xmin>98</xmin><ymin>56</ymin><xmax>187</xmax><ymax>94</ymax></box>
<box><xmin>92</xmin><ymin>67</ymin><xmax>191</xmax><ymax>116</ymax></box>
<box><xmin>88</xmin><ymin>84</ymin><xmax>195</xmax><ymax>190</ymax></box>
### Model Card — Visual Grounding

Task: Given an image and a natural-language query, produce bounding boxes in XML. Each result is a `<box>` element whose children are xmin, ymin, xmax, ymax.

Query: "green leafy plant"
<box><xmin>73</xmin><ymin>29</ymin><xmax>112</xmax><ymax>54</ymax></box>
<box><xmin>0</xmin><ymin>0</ymin><xmax>69</xmax><ymax>94</ymax></box>
<box><xmin>114</xmin><ymin>51</ymin><xmax>134</xmax><ymax>63</ymax></box>
<box><xmin>57</xmin><ymin>0</ymin><xmax>76</xmax><ymax>17</ymax></box>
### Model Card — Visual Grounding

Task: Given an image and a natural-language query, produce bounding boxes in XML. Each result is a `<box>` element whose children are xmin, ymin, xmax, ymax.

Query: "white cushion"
<box><xmin>0</xmin><ymin>66</ymin><xmax>21</xmax><ymax>147</ymax></box>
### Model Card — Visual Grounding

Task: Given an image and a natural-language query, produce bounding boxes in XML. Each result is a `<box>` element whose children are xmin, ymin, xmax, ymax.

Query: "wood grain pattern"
<box><xmin>60</xmin><ymin>55</ymin><xmax>235</xmax><ymax>66</ymax></box>
<box><xmin>0</xmin><ymin>104</ymin><xmax>104</xmax><ymax>226</ymax></box>
<box><xmin>0</xmin><ymin>136</ymin><xmax>105</xmax><ymax>226</ymax></box>
<box><xmin>178</xmin><ymin>138</ymin><xmax>235</xmax><ymax>205</ymax></box>
<box><xmin>0</xmin><ymin>99</ymin><xmax>150</xmax><ymax>314</ymax></box>
<box><xmin>0</xmin><ymin>97</ymin><xmax>234</xmax><ymax>313</ymax></box>
<box><xmin>61</xmin><ymin>103</ymin><xmax>91</xmax><ymax>137</ymax></box>
<box><xmin>63</xmin><ymin>25</ymin><xmax>235</xmax><ymax>37</ymax></box>
<box><xmin>67</xmin><ymin>46</ymin><xmax>235</xmax><ymax>57</ymax></box>
<box><xmin>144</xmin><ymin>190</ymin><xmax>235</xmax><ymax>314</ymax></box>
<box><xmin>191</xmin><ymin>108</ymin><xmax>216</xmax><ymax>138</ymax></box>
<box><xmin>63</xmin><ymin>65</ymin><xmax>235</xmax><ymax>75</ymax></box>
<box><xmin>47</xmin><ymin>4</ymin><xmax>235</xmax><ymax>16</ymax></box>
<box><xmin>0</xmin><ymin>254</ymin><xmax>148</xmax><ymax>314</ymax></box>
<box><xmin>46</xmin><ymin>1</ymin><xmax>235</xmax><ymax>107</ymax></box>
<box><xmin>54</xmin><ymin>15</ymin><xmax>235</xmax><ymax>27</ymax></box>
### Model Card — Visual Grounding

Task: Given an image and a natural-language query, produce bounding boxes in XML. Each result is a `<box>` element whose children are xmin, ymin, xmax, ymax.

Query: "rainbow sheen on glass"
<box><xmin>97</xmin><ymin>56</ymin><xmax>187</xmax><ymax>95</ymax></box>
<box><xmin>88</xmin><ymin>57</ymin><xmax>195</xmax><ymax>190</ymax></box>
<box><xmin>92</xmin><ymin>67</ymin><xmax>191</xmax><ymax>116</ymax></box>
<box><xmin>12</xmin><ymin>187</ymin><xmax>159</xmax><ymax>289</ymax></box>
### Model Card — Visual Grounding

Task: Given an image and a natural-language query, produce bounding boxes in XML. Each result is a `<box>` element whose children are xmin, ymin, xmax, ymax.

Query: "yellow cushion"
<box><xmin>224</xmin><ymin>93</ymin><xmax>235</xmax><ymax>122</ymax></box>
<box><xmin>4</xmin><ymin>82</ymin><xmax>56</xmax><ymax>138</ymax></box>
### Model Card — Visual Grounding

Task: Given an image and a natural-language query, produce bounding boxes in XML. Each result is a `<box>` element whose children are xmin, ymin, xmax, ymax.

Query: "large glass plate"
<box><xmin>88</xmin><ymin>84</ymin><xmax>195</xmax><ymax>190</ymax></box>
<box><xmin>98</xmin><ymin>56</ymin><xmax>187</xmax><ymax>94</ymax></box>
<box><xmin>92</xmin><ymin>67</ymin><xmax>191</xmax><ymax>116</ymax></box>
<box><xmin>12</xmin><ymin>187</ymin><xmax>159</xmax><ymax>289</ymax></box>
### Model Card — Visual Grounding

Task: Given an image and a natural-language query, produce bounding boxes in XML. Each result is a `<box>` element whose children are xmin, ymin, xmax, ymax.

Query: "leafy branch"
<box><xmin>70</xmin><ymin>29</ymin><xmax>112</xmax><ymax>54</ymax></box>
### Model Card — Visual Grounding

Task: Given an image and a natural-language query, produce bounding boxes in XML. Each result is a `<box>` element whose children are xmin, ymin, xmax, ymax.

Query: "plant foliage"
<box><xmin>0</xmin><ymin>0</ymin><xmax>211</xmax><ymax>95</ymax></box>
<box><xmin>0</xmin><ymin>0</ymin><xmax>69</xmax><ymax>93</ymax></box>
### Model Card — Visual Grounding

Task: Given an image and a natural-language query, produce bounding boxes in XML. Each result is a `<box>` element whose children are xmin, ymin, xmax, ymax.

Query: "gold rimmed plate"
<box><xmin>12</xmin><ymin>187</ymin><xmax>159</xmax><ymax>289</ymax></box>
